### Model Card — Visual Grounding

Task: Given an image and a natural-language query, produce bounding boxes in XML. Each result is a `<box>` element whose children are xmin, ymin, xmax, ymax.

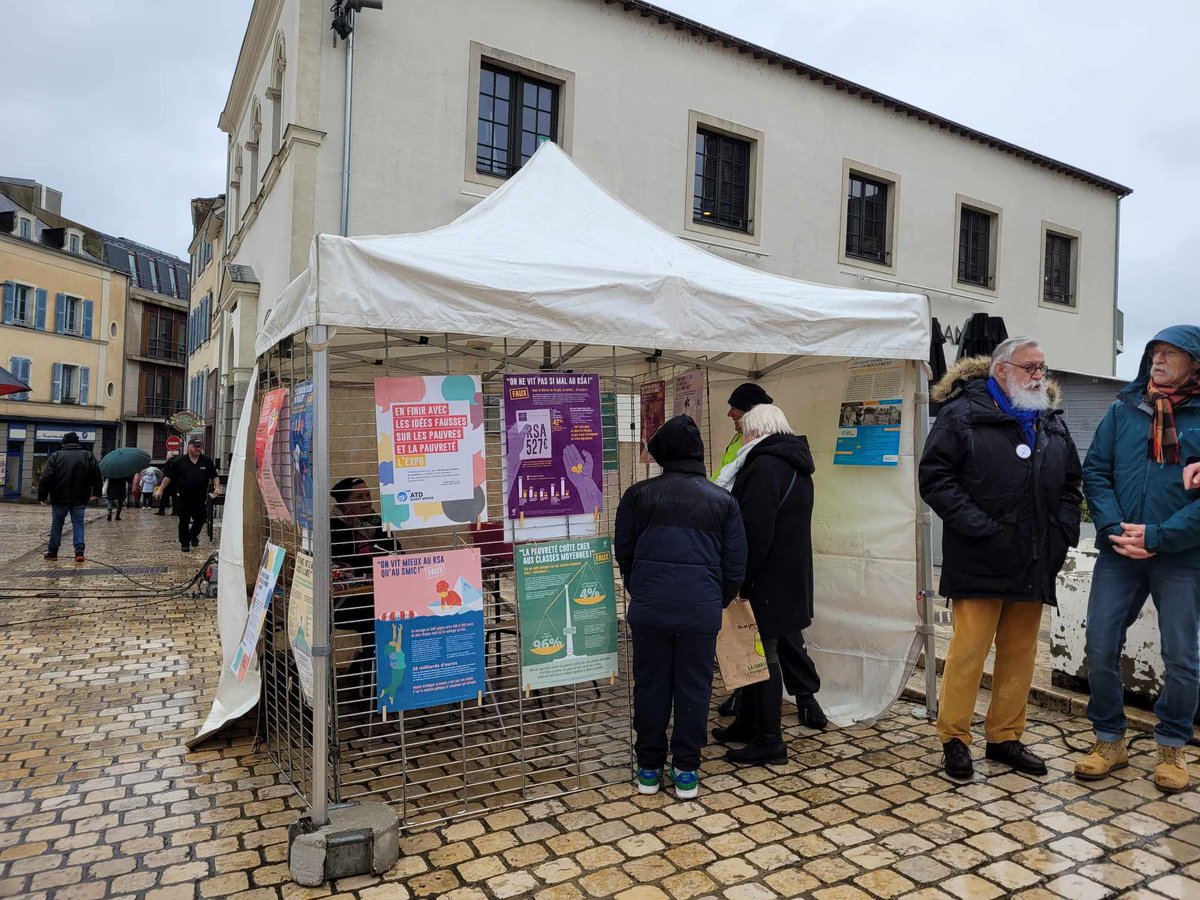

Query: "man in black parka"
<box><xmin>920</xmin><ymin>337</ymin><xmax>1082</xmax><ymax>781</ymax></box>
<box><xmin>615</xmin><ymin>415</ymin><xmax>747</xmax><ymax>799</ymax></box>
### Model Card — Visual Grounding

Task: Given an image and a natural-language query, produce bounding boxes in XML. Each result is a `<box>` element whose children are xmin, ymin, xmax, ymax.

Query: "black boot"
<box><xmin>943</xmin><ymin>738</ymin><xmax>974</xmax><ymax>780</ymax></box>
<box><xmin>726</xmin><ymin>665</ymin><xmax>787</xmax><ymax>766</ymax></box>
<box><xmin>796</xmin><ymin>694</ymin><xmax>828</xmax><ymax>730</ymax></box>
<box><xmin>716</xmin><ymin>690</ymin><xmax>743</xmax><ymax>718</ymax></box>
<box><xmin>712</xmin><ymin>697</ymin><xmax>758</xmax><ymax>744</ymax></box>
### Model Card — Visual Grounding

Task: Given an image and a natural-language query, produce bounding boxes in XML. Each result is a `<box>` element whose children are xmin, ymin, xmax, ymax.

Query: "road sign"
<box><xmin>165</xmin><ymin>435</ymin><xmax>182</xmax><ymax>453</ymax></box>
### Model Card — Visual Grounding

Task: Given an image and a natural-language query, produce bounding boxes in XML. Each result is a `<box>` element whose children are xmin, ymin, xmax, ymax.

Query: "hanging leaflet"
<box><xmin>288</xmin><ymin>550</ymin><xmax>315</xmax><ymax>705</ymax></box>
<box><xmin>373</xmin><ymin>548</ymin><xmax>486</xmax><ymax>713</ymax></box>
<box><xmin>290</xmin><ymin>381</ymin><xmax>313</xmax><ymax>533</ymax></box>
<box><xmin>255</xmin><ymin>388</ymin><xmax>291</xmax><ymax>521</ymax></box>
<box><xmin>834</xmin><ymin>358</ymin><xmax>904</xmax><ymax>467</ymax></box>
<box><xmin>639</xmin><ymin>380</ymin><xmax>665</xmax><ymax>464</ymax></box>
<box><xmin>374</xmin><ymin>375</ymin><xmax>487</xmax><ymax>531</ymax></box>
<box><xmin>671</xmin><ymin>369</ymin><xmax>705</xmax><ymax>426</ymax></box>
<box><xmin>515</xmin><ymin>537</ymin><xmax>618</xmax><ymax>692</ymax></box>
<box><xmin>231</xmin><ymin>543</ymin><xmax>286</xmax><ymax>683</ymax></box>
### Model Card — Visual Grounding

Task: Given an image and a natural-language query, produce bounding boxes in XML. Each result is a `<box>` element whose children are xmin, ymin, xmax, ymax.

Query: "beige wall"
<box><xmin>223</xmin><ymin>0</ymin><xmax>1124</xmax><ymax>381</ymax></box>
<box><xmin>1</xmin><ymin>235</ymin><xmax>128</xmax><ymax>424</ymax></box>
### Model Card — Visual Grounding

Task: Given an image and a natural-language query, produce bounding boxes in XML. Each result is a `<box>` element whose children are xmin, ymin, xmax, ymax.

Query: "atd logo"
<box><xmin>396</xmin><ymin>490</ymin><xmax>425</xmax><ymax>502</ymax></box>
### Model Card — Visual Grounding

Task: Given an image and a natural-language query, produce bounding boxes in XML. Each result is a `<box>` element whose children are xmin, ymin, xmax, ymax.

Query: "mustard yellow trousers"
<box><xmin>936</xmin><ymin>598</ymin><xmax>1043</xmax><ymax>746</ymax></box>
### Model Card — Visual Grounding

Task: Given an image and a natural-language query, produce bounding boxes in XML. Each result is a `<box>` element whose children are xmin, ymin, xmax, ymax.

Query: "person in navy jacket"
<box><xmin>615</xmin><ymin>415</ymin><xmax>747</xmax><ymax>798</ymax></box>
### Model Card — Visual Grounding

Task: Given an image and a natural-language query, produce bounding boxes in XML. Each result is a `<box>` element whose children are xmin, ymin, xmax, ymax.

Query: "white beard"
<box><xmin>1005</xmin><ymin>377</ymin><xmax>1050</xmax><ymax>411</ymax></box>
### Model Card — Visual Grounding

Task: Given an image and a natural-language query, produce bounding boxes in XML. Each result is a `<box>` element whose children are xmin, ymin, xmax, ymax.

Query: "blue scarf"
<box><xmin>986</xmin><ymin>377</ymin><xmax>1039</xmax><ymax>449</ymax></box>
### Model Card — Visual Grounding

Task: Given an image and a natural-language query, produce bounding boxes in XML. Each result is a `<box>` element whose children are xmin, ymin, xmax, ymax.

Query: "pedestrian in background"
<box><xmin>715</xmin><ymin>403</ymin><xmax>819</xmax><ymax>766</ymax></box>
<box><xmin>38</xmin><ymin>431</ymin><xmax>102</xmax><ymax>563</ymax></box>
<box><xmin>157</xmin><ymin>450</ymin><xmax>179</xmax><ymax>516</ymax></box>
<box><xmin>1075</xmin><ymin>325</ymin><xmax>1200</xmax><ymax>792</ymax></box>
<box><xmin>105</xmin><ymin>475</ymin><xmax>129</xmax><ymax>521</ymax></box>
<box><xmin>131</xmin><ymin>470</ymin><xmax>142</xmax><ymax>507</ymax></box>
<box><xmin>156</xmin><ymin>438</ymin><xmax>220</xmax><ymax>553</ymax></box>
<box><xmin>140</xmin><ymin>468</ymin><xmax>158</xmax><ymax>507</ymax></box>
<box><xmin>615</xmin><ymin>415</ymin><xmax>747</xmax><ymax>799</ymax></box>
<box><xmin>920</xmin><ymin>337</ymin><xmax>1082</xmax><ymax>781</ymax></box>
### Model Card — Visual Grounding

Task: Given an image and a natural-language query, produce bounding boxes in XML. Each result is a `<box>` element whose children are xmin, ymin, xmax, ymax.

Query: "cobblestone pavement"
<box><xmin>1</xmin><ymin>502</ymin><xmax>1199</xmax><ymax>900</ymax></box>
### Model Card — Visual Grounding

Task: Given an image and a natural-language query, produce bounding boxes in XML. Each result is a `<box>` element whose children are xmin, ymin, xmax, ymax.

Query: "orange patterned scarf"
<box><xmin>1145</xmin><ymin>376</ymin><xmax>1200</xmax><ymax>464</ymax></box>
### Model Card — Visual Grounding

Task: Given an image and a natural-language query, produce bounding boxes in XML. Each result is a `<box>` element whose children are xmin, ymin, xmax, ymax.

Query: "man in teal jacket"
<box><xmin>1075</xmin><ymin>325</ymin><xmax>1200</xmax><ymax>792</ymax></box>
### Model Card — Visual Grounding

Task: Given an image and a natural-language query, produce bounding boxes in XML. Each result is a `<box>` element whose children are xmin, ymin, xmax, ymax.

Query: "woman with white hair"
<box><xmin>714</xmin><ymin>403</ymin><xmax>819</xmax><ymax>766</ymax></box>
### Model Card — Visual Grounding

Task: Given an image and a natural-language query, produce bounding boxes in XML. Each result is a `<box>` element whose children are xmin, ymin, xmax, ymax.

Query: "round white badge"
<box><xmin>1016</xmin><ymin>444</ymin><xmax>1032</xmax><ymax>459</ymax></box>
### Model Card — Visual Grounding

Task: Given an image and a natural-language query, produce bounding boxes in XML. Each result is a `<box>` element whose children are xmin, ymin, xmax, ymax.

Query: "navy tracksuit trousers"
<box><xmin>631</xmin><ymin>627</ymin><xmax>717</xmax><ymax>772</ymax></box>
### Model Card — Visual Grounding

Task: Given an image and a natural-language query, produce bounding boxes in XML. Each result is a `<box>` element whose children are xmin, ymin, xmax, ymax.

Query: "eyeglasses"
<box><xmin>1002</xmin><ymin>362</ymin><xmax>1049</xmax><ymax>376</ymax></box>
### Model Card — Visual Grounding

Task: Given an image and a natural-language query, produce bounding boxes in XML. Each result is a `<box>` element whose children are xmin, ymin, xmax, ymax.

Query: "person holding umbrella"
<box><xmin>99</xmin><ymin>446</ymin><xmax>152</xmax><ymax>522</ymax></box>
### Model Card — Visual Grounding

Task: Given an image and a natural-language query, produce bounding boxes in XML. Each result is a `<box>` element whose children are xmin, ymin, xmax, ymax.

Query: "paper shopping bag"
<box><xmin>716</xmin><ymin>600</ymin><xmax>769</xmax><ymax>690</ymax></box>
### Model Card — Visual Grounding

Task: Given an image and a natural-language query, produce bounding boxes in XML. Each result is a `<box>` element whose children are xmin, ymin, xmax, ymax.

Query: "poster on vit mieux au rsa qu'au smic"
<box><xmin>372</xmin><ymin>548</ymin><xmax>485</xmax><ymax>717</ymax></box>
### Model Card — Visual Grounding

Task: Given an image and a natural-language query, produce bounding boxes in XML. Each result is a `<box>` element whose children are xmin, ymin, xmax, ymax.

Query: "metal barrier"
<box><xmin>256</xmin><ymin>330</ymin><xmax>715</xmax><ymax>827</ymax></box>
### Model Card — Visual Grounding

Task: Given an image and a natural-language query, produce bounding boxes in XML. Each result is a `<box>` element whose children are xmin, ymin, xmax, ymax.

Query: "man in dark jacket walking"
<box><xmin>920</xmin><ymin>337</ymin><xmax>1082</xmax><ymax>781</ymax></box>
<box><xmin>1075</xmin><ymin>325</ymin><xmax>1200</xmax><ymax>792</ymax></box>
<box><xmin>714</xmin><ymin>404</ymin><xmax>818</xmax><ymax>766</ymax></box>
<box><xmin>38</xmin><ymin>432</ymin><xmax>103</xmax><ymax>562</ymax></box>
<box><xmin>615</xmin><ymin>415</ymin><xmax>747</xmax><ymax>799</ymax></box>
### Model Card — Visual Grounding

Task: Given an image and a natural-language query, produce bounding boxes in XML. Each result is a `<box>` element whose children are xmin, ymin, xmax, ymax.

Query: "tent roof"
<box><xmin>258</xmin><ymin>143</ymin><xmax>930</xmax><ymax>361</ymax></box>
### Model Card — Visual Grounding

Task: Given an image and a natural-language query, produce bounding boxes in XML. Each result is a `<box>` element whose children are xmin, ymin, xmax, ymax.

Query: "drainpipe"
<box><xmin>1111</xmin><ymin>196</ymin><xmax>1123</xmax><ymax>377</ymax></box>
<box><xmin>339</xmin><ymin>19</ymin><xmax>354</xmax><ymax>237</ymax></box>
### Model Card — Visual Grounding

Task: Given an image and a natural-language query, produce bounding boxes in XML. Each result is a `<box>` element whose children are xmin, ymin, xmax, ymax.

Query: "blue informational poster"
<box><xmin>372</xmin><ymin>548</ymin><xmax>486</xmax><ymax>714</ymax></box>
<box><xmin>290</xmin><ymin>381</ymin><xmax>313</xmax><ymax>532</ymax></box>
<box><xmin>834</xmin><ymin>359</ymin><xmax>904</xmax><ymax>467</ymax></box>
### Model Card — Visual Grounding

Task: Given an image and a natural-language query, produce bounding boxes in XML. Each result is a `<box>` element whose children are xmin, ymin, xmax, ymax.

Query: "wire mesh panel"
<box><xmin>255</xmin><ymin>330</ymin><xmax>717</xmax><ymax>827</ymax></box>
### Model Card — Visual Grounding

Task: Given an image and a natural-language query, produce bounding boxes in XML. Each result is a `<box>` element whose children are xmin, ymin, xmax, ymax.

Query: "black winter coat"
<box><xmin>731</xmin><ymin>433</ymin><xmax>816</xmax><ymax>638</ymax></box>
<box><xmin>919</xmin><ymin>362</ymin><xmax>1083</xmax><ymax>604</ymax></box>
<box><xmin>38</xmin><ymin>443</ymin><xmax>102</xmax><ymax>506</ymax></box>
<box><xmin>614</xmin><ymin>415</ymin><xmax>747</xmax><ymax>636</ymax></box>
<box><xmin>105</xmin><ymin>477</ymin><xmax>130</xmax><ymax>501</ymax></box>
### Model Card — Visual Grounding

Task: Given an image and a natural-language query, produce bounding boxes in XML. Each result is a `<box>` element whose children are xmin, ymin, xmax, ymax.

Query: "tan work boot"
<box><xmin>1074</xmin><ymin>738</ymin><xmax>1128</xmax><ymax>780</ymax></box>
<box><xmin>1154</xmin><ymin>744</ymin><xmax>1191</xmax><ymax>793</ymax></box>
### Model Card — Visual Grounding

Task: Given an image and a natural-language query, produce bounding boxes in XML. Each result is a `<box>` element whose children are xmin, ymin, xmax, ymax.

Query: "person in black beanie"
<box><xmin>711</xmin><ymin>384</ymin><xmax>828</xmax><ymax>731</ymax></box>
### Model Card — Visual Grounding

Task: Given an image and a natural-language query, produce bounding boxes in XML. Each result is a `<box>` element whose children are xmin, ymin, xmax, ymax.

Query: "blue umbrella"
<box><xmin>100</xmin><ymin>447</ymin><xmax>152</xmax><ymax>479</ymax></box>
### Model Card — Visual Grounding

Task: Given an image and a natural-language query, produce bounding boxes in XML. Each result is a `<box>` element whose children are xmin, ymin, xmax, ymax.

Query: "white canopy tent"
<box><xmin>196</xmin><ymin>144</ymin><xmax>935</xmax><ymax>820</ymax></box>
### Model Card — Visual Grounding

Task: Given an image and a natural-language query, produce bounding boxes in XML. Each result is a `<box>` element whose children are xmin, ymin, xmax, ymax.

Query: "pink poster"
<box><xmin>639</xmin><ymin>380</ymin><xmax>665</xmax><ymax>465</ymax></box>
<box><xmin>255</xmin><ymin>388</ymin><xmax>291</xmax><ymax>522</ymax></box>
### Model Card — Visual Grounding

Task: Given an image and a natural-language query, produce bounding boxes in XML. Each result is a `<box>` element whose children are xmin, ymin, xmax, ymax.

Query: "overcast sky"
<box><xmin>4</xmin><ymin>0</ymin><xmax>1194</xmax><ymax>379</ymax></box>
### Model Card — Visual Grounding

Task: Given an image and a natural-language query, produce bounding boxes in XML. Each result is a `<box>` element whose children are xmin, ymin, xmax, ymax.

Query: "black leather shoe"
<box><xmin>725</xmin><ymin>737</ymin><xmax>787</xmax><ymax>766</ymax></box>
<box><xmin>712</xmin><ymin>719</ymin><xmax>758</xmax><ymax>744</ymax></box>
<box><xmin>717</xmin><ymin>693</ymin><xmax>742</xmax><ymax>718</ymax></box>
<box><xmin>943</xmin><ymin>738</ymin><xmax>973</xmax><ymax>780</ymax></box>
<box><xmin>796</xmin><ymin>695</ymin><xmax>828</xmax><ymax>730</ymax></box>
<box><xmin>985</xmin><ymin>740</ymin><xmax>1047</xmax><ymax>776</ymax></box>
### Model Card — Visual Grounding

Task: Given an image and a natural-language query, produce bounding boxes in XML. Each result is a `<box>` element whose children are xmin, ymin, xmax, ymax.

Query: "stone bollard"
<box><xmin>289</xmin><ymin>801</ymin><xmax>400</xmax><ymax>886</ymax></box>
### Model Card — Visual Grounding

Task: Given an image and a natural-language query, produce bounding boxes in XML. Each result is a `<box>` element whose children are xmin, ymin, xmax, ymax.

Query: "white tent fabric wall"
<box><xmin>256</xmin><ymin>143</ymin><xmax>928</xmax><ymax>362</ymax></box>
<box><xmin>710</xmin><ymin>360</ymin><xmax>921</xmax><ymax>725</ymax></box>
<box><xmin>188</xmin><ymin>365</ymin><xmax>260</xmax><ymax>748</ymax></box>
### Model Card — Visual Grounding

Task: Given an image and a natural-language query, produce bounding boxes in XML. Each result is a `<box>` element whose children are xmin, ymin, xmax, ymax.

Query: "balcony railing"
<box><xmin>143</xmin><ymin>338</ymin><xmax>186</xmax><ymax>363</ymax></box>
<box><xmin>140</xmin><ymin>399</ymin><xmax>184</xmax><ymax>418</ymax></box>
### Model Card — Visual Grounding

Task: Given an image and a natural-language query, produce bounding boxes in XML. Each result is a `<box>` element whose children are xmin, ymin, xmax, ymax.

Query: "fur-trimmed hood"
<box><xmin>932</xmin><ymin>355</ymin><xmax>1062</xmax><ymax>408</ymax></box>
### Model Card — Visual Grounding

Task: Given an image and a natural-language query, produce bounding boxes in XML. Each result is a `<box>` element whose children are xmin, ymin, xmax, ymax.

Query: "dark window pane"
<box><xmin>692</xmin><ymin>128</ymin><xmax>751</xmax><ymax>231</ymax></box>
<box><xmin>1043</xmin><ymin>232</ymin><xmax>1073</xmax><ymax>304</ymax></box>
<box><xmin>845</xmin><ymin>174</ymin><xmax>889</xmax><ymax>263</ymax></box>
<box><xmin>480</xmin><ymin>68</ymin><xmax>494</xmax><ymax>94</ymax></box>
<box><xmin>958</xmin><ymin>208</ymin><xmax>992</xmax><ymax>286</ymax></box>
<box><xmin>477</xmin><ymin>63</ymin><xmax>558</xmax><ymax>178</ymax></box>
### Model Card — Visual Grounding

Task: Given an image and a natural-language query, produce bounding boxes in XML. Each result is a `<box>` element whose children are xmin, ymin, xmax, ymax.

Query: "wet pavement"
<box><xmin>1</xmin><ymin>501</ymin><xmax>1198</xmax><ymax>900</ymax></box>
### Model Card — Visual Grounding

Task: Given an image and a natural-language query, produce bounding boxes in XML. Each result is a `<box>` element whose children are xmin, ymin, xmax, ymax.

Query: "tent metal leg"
<box><xmin>309</xmin><ymin>325</ymin><xmax>333</xmax><ymax>825</ymax></box>
<box><xmin>914</xmin><ymin>362</ymin><xmax>938</xmax><ymax>721</ymax></box>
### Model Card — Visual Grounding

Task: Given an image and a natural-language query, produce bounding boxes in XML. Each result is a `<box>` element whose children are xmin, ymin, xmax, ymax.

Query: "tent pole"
<box><xmin>914</xmin><ymin>361</ymin><xmax>938</xmax><ymax>720</ymax></box>
<box><xmin>309</xmin><ymin>324</ymin><xmax>333</xmax><ymax>825</ymax></box>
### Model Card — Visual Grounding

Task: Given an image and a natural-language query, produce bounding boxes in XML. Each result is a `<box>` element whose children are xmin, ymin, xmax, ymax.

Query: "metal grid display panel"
<box><xmin>256</xmin><ymin>332</ymin><xmax>714</xmax><ymax>827</ymax></box>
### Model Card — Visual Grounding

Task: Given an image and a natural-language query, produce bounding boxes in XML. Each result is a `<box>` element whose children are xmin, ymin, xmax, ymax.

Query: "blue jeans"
<box><xmin>1085</xmin><ymin>552</ymin><xmax>1200</xmax><ymax>748</ymax></box>
<box><xmin>49</xmin><ymin>504</ymin><xmax>87</xmax><ymax>556</ymax></box>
